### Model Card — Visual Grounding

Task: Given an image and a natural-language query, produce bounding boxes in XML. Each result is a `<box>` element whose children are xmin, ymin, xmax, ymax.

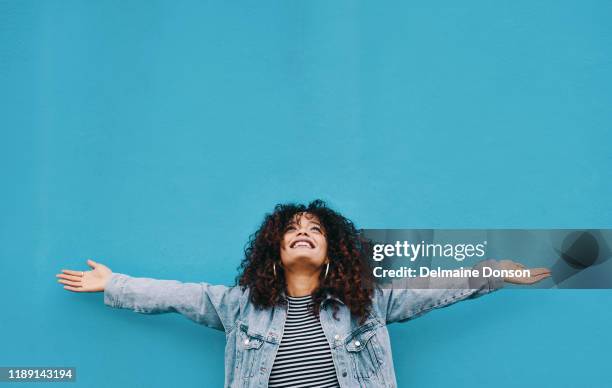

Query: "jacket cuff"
<box><xmin>471</xmin><ymin>259</ymin><xmax>505</xmax><ymax>293</ymax></box>
<box><xmin>484</xmin><ymin>259</ymin><xmax>505</xmax><ymax>291</ymax></box>
<box><xmin>103</xmin><ymin>273</ymin><xmax>129</xmax><ymax>308</ymax></box>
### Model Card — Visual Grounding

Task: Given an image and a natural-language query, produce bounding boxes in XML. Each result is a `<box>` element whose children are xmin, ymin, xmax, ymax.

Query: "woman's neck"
<box><xmin>285</xmin><ymin>271</ymin><xmax>320</xmax><ymax>297</ymax></box>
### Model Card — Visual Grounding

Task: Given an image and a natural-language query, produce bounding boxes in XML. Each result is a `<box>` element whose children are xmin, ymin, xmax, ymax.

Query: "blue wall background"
<box><xmin>1</xmin><ymin>1</ymin><xmax>611</xmax><ymax>387</ymax></box>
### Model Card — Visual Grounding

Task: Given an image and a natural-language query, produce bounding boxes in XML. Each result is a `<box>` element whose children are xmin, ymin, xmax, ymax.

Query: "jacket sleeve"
<box><xmin>103</xmin><ymin>272</ymin><xmax>243</xmax><ymax>332</ymax></box>
<box><xmin>373</xmin><ymin>259</ymin><xmax>505</xmax><ymax>325</ymax></box>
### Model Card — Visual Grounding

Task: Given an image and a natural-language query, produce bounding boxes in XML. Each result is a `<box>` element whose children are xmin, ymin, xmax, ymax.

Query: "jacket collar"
<box><xmin>279</xmin><ymin>291</ymin><xmax>345</xmax><ymax>307</ymax></box>
<box><xmin>323</xmin><ymin>293</ymin><xmax>345</xmax><ymax>306</ymax></box>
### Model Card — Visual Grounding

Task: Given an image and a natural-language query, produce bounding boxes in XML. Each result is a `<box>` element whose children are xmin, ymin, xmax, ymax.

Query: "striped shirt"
<box><xmin>268</xmin><ymin>295</ymin><xmax>340</xmax><ymax>388</ymax></box>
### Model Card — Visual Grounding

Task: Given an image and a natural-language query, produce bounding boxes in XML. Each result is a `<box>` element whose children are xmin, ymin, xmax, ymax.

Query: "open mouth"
<box><xmin>290</xmin><ymin>238</ymin><xmax>315</xmax><ymax>248</ymax></box>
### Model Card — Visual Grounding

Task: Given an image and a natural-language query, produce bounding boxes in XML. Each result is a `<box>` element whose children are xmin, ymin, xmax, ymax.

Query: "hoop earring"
<box><xmin>273</xmin><ymin>262</ymin><xmax>277</xmax><ymax>279</ymax></box>
<box><xmin>324</xmin><ymin>262</ymin><xmax>329</xmax><ymax>279</ymax></box>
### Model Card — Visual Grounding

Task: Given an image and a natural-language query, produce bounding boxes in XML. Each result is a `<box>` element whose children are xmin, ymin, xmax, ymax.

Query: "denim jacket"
<box><xmin>103</xmin><ymin>260</ymin><xmax>504</xmax><ymax>388</ymax></box>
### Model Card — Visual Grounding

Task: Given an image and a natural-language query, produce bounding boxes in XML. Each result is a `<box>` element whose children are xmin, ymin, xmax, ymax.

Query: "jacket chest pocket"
<box><xmin>238</xmin><ymin>329</ymin><xmax>265</xmax><ymax>379</ymax></box>
<box><xmin>345</xmin><ymin>323</ymin><xmax>384</xmax><ymax>379</ymax></box>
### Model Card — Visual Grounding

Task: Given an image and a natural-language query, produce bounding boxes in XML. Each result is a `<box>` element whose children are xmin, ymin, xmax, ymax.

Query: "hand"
<box><xmin>56</xmin><ymin>259</ymin><xmax>112</xmax><ymax>292</ymax></box>
<box><xmin>498</xmin><ymin>259</ymin><xmax>551</xmax><ymax>285</ymax></box>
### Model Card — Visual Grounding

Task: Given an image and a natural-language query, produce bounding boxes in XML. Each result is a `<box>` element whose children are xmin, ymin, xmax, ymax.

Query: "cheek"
<box><xmin>319</xmin><ymin>240</ymin><xmax>328</xmax><ymax>254</ymax></box>
<box><xmin>280</xmin><ymin>242</ymin><xmax>290</xmax><ymax>256</ymax></box>
<box><xmin>281</xmin><ymin>236</ymin><xmax>291</xmax><ymax>249</ymax></box>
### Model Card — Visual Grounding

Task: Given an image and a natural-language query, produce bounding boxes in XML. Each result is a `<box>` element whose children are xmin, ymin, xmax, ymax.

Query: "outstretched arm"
<box><xmin>374</xmin><ymin>259</ymin><xmax>551</xmax><ymax>325</ymax></box>
<box><xmin>56</xmin><ymin>259</ymin><xmax>243</xmax><ymax>332</ymax></box>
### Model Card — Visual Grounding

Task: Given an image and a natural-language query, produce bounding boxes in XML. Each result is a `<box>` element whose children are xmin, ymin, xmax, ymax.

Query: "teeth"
<box><xmin>293</xmin><ymin>241</ymin><xmax>312</xmax><ymax>248</ymax></box>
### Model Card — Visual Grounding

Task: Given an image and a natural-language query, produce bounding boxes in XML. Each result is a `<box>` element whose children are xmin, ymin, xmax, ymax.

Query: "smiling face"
<box><xmin>279</xmin><ymin>212</ymin><xmax>328</xmax><ymax>273</ymax></box>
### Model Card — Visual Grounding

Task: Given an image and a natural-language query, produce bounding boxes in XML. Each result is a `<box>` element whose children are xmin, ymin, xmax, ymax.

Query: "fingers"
<box><xmin>87</xmin><ymin>259</ymin><xmax>97</xmax><ymax>269</ymax></box>
<box><xmin>60</xmin><ymin>269</ymin><xmax>84</xmax><ymax>276</ymax></box>
<box><xmin>63</xmin><ymin>285</ymin><xmax>82</xmax><ymax>292</ymax></box>
<box><xmin>528</xmin><ymin>268</ymin><xmax>551</xmax><ymax>276</ymax></box>
<box><xmin>529</xmin><ymin>272</ymin><xmax>551</xmax><ymax>281</ymax></box>
<box><xmin>56</xmin><ymin>273</ymin><xmax>81</xmax><ymax>282</ymax></box>
<box><xmin>57</xmin><ymin>278</ymin><xmax>82</xmax><ymax>287</ymax></box>
<box><xmin>504</xmin><ymin>265</ymin><xmax>552</xmax><ymax>284</ymax></box>
<box><xmin>519</xmin><ymin>272</ymin><xmax>551</xmax><ymax>284</ymax></box>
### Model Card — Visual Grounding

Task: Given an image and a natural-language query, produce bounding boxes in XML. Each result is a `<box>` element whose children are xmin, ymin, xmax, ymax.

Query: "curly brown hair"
<box><xmin>236</xmin><ymin>199</ymin><xmax>375</xmax><ymax>324</ymax></box>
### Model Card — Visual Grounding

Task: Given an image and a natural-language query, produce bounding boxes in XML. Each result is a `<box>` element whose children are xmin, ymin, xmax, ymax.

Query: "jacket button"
<box><xmin>334</xmin><ymin>334</ymin><xmax>340</xmax><ymax>340</ymax></box>
<box><xmin>342</xmin><ymin>372</ymin><xmax>347</xmax><ymax>377</ymax></box>
<box><xmin>354</xmin><ymin>340</ymin><xmax>361</xmax><ymax>347</ymax></box>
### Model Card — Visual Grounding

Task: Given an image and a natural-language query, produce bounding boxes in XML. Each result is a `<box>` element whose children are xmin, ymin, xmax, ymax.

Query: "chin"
<box><xmin>284</xmin><ymin>256</ymin><xmax>324</xmax><ymax>268</ymax></box>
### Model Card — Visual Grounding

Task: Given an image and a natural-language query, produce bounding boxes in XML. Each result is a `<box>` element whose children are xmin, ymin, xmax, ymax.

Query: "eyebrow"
<box><xmin>287</xmin><ymin>220</ymin><xmax>323</xmax><ymax>227</ymax></box>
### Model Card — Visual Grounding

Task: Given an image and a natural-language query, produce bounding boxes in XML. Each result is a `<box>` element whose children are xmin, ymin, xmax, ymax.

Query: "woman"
<box><xmin>56</xmin><ymin>199</ymin><xmax>550</xmax><ymax>388</ymax></box>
